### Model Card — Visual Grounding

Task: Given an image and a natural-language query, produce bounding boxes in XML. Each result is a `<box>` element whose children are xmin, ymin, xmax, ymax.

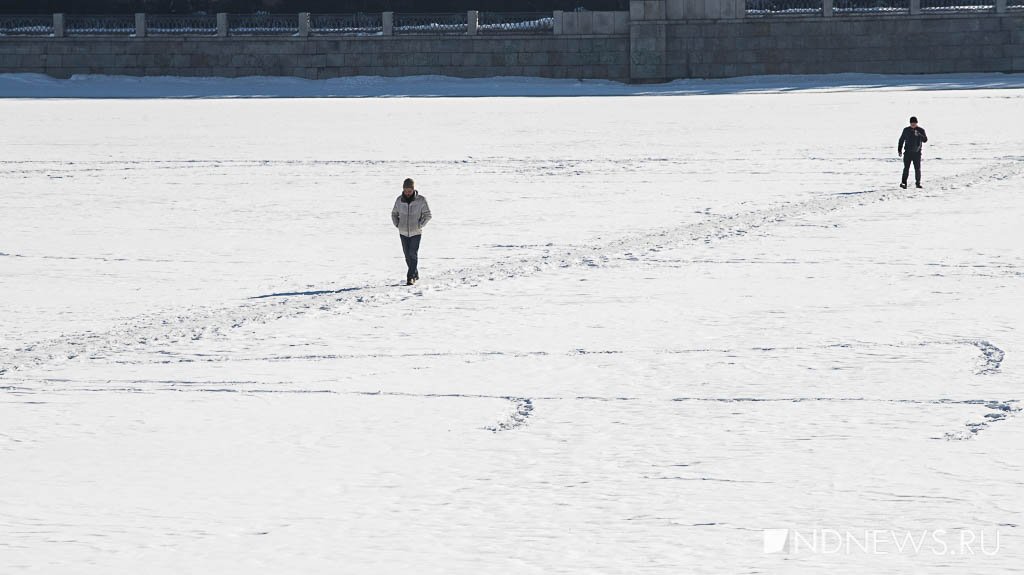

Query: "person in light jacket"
<box><xmin>898</xmin><ymin>116</ymin><xmax>928</xmax><ymax>189</ymax></box>
<box><xmin>392</xmin><ymin>178</ymin><xmax>432</xmax><ymax>285</ymax></box>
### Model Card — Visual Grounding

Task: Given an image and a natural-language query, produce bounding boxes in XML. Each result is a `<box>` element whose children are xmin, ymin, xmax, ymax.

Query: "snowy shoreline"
<box><xmin>2</xmin><ymin>71</ymin><xmax>1024</xmax><ymax>99</ymax></box>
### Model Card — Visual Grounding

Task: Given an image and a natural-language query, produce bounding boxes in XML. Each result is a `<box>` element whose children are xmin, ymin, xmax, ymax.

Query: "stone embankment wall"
<box><xmin>2</xmin><ymin>2</ymin><xmax>1022</xmax><ymax>83</ymax></box>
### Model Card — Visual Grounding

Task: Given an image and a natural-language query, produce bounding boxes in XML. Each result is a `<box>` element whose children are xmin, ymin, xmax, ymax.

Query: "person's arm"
<box><xmin>898</xmin><ymin>128</ymin><xmax>906</xmax><ymax>156</ymax></box>
<box><xmin>418</xmin><ymin>198</ymin><xmax>432</xmax><ymax>227</ymax></box>
<box><xmin>392</xmin><ymin>201</ymin><xmax>400</xmax><ymax>228</ymax></box>
<box><xmin>919</xmin><ymin>128</ymin><xmax>927</xmax><ymax>143</ymax></box>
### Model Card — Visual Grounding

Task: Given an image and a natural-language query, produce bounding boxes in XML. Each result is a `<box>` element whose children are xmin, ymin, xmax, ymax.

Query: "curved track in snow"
<box><xmin>1</xmin><ymin>159</ymin><xmax>1021</xmax><ymax>438</ymax></box>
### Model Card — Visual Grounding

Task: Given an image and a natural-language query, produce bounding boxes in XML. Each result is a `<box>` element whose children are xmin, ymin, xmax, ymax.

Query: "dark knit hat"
<box><xmin>909</xmin><ymin>116</ymin><xmax>918</xmax><ymax>123</ymax></box>
<box><xmin>403</xmin><ymin>178</ymin><xmax>415</xmax><ymax>189</ymax></box>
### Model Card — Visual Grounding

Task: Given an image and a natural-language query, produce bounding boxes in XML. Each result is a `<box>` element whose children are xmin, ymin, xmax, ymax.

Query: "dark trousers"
<box><xmin>400</xmin><ymin>234</ymin><xmax>421</xmax><ymax>280</ymax></box>
<box><xmin>902</xmin><ymin>153</ymin><xmax>922</xmax><ymax>185</ymax></box>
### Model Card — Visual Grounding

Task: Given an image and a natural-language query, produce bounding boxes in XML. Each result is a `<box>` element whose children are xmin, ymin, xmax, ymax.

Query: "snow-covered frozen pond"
<box><xmin>1</xmin><ymin>74</ymin><xmax>1022</xmax><ymax>573</ymax></box>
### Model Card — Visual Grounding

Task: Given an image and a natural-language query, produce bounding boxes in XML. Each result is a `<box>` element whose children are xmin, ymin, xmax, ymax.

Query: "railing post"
<box><xmin>467</xmin><ymin>10</ymin><xmax>478</xmax><ymax>36</ymax></box>
<box><xmin>217</xmin><ymin>13</ymin><xmax>228</xmax><ymax>37</ymax></box>
<box><xmin>553</xmin><ymin>10</ymin><xmax>563</xmax><ymax>35</ymax></box>
<box><xmin>383</xmin><ymin>12</ymin><xmax>393</xmax><ymax>36</ymax></box>
<box><xmin>53</xmin><ymin>13</ymin><xmax>65</xmax><ymax>37</ymax></box>
<box><xmin>135</xmin><ymin>13</ymin><xmax>146</xmax><ymax>37</ymax></box>
<box><xmin>823</xmin><ymin>0</ymin><xmax>833</xmax><ymax>17</ymax></box>
<box><xmin>996</xmin><ymin>0</ymin><xmax>1007</xmax><ymax>13</ymax></box>
<box><xmin>298</xmin><ymin>12</ymin><xmax>310</xmax><ymax>36</ymax></box>
<box><xmin>909</xmin><ymin>0</ymin><xmax>921</xmax><ymax>15</ymax></box>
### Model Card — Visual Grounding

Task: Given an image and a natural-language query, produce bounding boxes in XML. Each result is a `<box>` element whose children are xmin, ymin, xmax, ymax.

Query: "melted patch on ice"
<box><xmin>967</xmin><ymin>340</ymin><xmax>1005</xmax><ymax>375</ymax></box>
<box><xmin>485</xmin><ymin>398</ymin><xmax>535</xmax><ymax>433</ymax></box>
<box><xmin>944</xmin><ymin>401</ymin><xmax>1021</xmax><ymax>441</ymax></box>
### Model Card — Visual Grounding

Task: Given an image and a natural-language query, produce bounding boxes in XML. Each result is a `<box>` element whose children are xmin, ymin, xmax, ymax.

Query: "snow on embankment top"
<box><xmin>2</xmin><ymin>72</ymin><xmax>1024</xmax><ymax>99</ymax></box>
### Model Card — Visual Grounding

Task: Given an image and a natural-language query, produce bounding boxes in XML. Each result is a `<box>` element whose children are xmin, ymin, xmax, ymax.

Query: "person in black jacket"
<box><xmin>898</xmin><ymin>116</ymin><xmax>928</xmax><ymax>189</ymax></box>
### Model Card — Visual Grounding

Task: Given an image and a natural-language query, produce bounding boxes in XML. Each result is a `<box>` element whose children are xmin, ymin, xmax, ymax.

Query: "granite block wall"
<box><xmin>1</xmin><ymin>12</ymin><xmax>1021</xmax><ymax>83</ymax></box>
<box><xmin>663</xmin><ymin>13</ymin><xmax>1024</xmax><ymax>80</ymax></box>
<box><xmin>0</xmin><ymin>35</ymin><xmax>632</xmax><ymax>81</ymax></box>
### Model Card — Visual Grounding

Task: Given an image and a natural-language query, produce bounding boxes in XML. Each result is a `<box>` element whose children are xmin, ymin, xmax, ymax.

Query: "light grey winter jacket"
<box><xmin>392</xmin><ymin>191</ymin><xmax>432</xmax><ymax>237</ymax></box>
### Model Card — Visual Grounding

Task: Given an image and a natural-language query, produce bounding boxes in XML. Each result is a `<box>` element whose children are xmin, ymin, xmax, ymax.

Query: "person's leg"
<box><xmin>400</xmin><ymin>234</ymin><xmax>414</xmax><ymax>280</ymax></box>
<box><xmin>902</xmin><ymin>156</ymin><xmax>912</xmax><ymax>186</ymax></box>
<box><xmin>913</xmin><ymin>155</ymin><xmax>922</xmax><ymax>185</ymax></box>
<box><xmin>407</xmin><ymin>234</ymin><xmax>421</xmax><ymax>280</ymax></box>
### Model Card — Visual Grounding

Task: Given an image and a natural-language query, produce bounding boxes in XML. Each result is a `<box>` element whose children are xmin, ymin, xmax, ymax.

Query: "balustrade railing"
<box><xmin>394</xmin><ymin>12</ymin><xmax>468</xmax><ymax>35</ymax></box>
<box><xmin>147</xmin><ymin>14</ymin><xmax>218</xmax><ymax>35</ymax></box>
<box><xmin>310</xmin><ymin>13</ymin><xmax>382</xmax><ymax>35</ymax></box>
<box><xmin>921</xmin><ymin>0</ymin><xmax>995</xmax><ymax>10</ymax></box>
<box><xmin>747</xmin><ymin>0</ymin><xmax>824</xmax><ymax>15</ymax></box>
<box><xmin>834</xmin><ymin>0</ymin><xmax>909</xmax><ymax>13</ymax></box>
<box><xmin>0</xmin><ymin>14</ymin><xmax>53</xmax><ymax>35</ymax></box>
<box><xmin>0</xmin><ymin>7</ymin><xmax>1018</xmax><ymax>38</ymax></box>
<box><xmin>228</xmin><ymin>13</ymin><xmax>299</xmax><ymax>35</ymax></box>
<box><xmin>66</xmin><ymin>14</ymin><xmax>134</xmax><ymax>35</ymax></box>
<box><xmin>478</xmin><ymin>12</ymin><xmax>554</xmax><ymax>34</ymax></box>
